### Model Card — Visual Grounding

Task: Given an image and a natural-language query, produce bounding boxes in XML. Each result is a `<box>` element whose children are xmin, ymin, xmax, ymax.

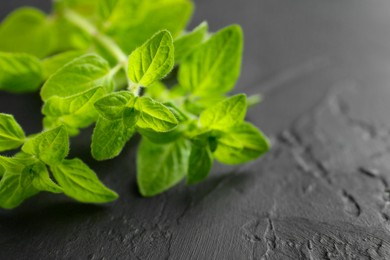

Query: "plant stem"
<box><xmin>62</xmin><ymin>9</ymin><xmax>128</xmax><ymax>65</ymax></box>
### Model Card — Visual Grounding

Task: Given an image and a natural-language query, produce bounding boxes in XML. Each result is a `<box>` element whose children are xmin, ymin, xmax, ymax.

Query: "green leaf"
<box><xmin>174</xmin><ymin>22</ymin><xmax>208</xmax><ymax>63</ymax></box>
<box><xmin>187</xmin><ymin>141</ymin><xmax>213</xmax><ymax>185</ymax></box>
<box><xmin>0</xmin><ymin>154</ymin><xmax>36</xmax><ymax>173</ymax></box>
<box><xmin>41</xmin><ymin>54</ymin><xmax>114</xmax><ymax>101</ymax></box>
<box><xmin>42</xmin><ymin>87</ymin><xmax>106</xmax><ymax>135</ymax></box>
<box><xmin>0</xmin><ymin>171</ymin><xmax>38</xmax><ymax>209</ymax></box>
<box><xmin>0</xmin><ymin>114</ymin><xmax>25</xmax><ymax>152</ymax></box>
<box><xmin>128</xmin><ymin>30</ymin><xmax>174</xmax><ymax>87</ymax></box>
<box><xmin>94</xmin><ymin>91</ymin><xmax>137</xmax><ymax>120</ymax></box>
<box><xmin>214</xmin><ymin>122</ymin><xmax>270</xmax><ymax>165</ymax></box>
<box><xmin>135</xmin><ymin>97</ymin><xmax>178</xmax><ymax>132</ymax></box>
<box><xmin>29</xmin><ymin>162</ymin><xmax>63</xmax><ymax>194</ymax></box>
<box><xmin>106</xmin><ymin>0</ymin><xmax>193</xmax><ymax>53</ymax></box>
<box><xmin>0</xmin><ymin>7</ymin><xmax>54</xmax><ymax>58</ymax></box>
<box><xmin>51</xmin><ymin>158</ymin><xmax>118</xmax><ymax>203</ymax></box>
<box><xmin>137</xmin><ymin>137</ymin><xmax>191</xmax><ymax>196</ymax></box>
<box><xmin>178</xmin><ymin>25</ymin><xmax>243</xmax><ymax>95</ymax></box>
<box><xmin>199</xmin><ymin>94</ymin><xmax>247</xmax><ymax>130</ymax></box>
<box><xmin>0</xmin><ymin>52</ymin><xmax>44</xmax><ymax>93</ymax></box>
<box><xmin>42</xmin><ymin>51</ymin><xmax>84</xmax><ymax>78</ymax></box>
<box><xmin>91</xmin><ymin>109</ymin><xmax>138</xmax><ymax>160</ymax></box>
<box><xmin>22</xmin><ymin>126</ymin><xmax>69</xmax><ymax>165</ymax></box>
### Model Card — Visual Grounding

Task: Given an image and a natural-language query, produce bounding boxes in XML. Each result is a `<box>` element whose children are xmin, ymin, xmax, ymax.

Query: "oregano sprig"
<box><xmin>0</xmin><ymin>0</ymin><xmax>270</xmax><ymax>209</ymax></box>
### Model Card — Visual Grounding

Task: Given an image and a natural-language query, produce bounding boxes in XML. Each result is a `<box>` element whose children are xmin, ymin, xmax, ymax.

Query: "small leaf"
<box><xmin>135</xmin><ymin>97</ymin><xmax>178</xmax><ymax>132</ymax></box>
<box><xmin>187</xmin><ymin>141</ymin><xmax>213</xmax><ymax>185</ymax></box>
<box><xmin>41</xmin><ymin>54</ymin><xmax>114</xmax><ymax>101</ymax></box>
<box><xmin>42</xmin><ymin>50</ymin><xmax>84</xmax><ymax>78</ymax></box>
<box><xmin>199</xmin><ymin>94</ymin><xmax>247</xmax><ymax>130</ymax></box>
<box><xmin>137</xmin><ymin>137</ymin><xmax>191</xmax><ymax>196</ymax></box>
<box><xmin>174</xmin><ymin>22</ymin><xmax>208</xmax><ymax>63</ymax></box>
<box><xmin>214</xmin><ymin>122</ymin><xmax>270</xmax><ymax>165</ymax></box>
<box><xmin>24</xmin><ymin>162</ymin><xmax>63</xmax><ymax>193</ymax></box>
<box><xmin>94</xmin><ymin>91</ymin><xmax>137</xmax><ymax>120</ymax></box>
<box><xmin>0</xmin><ymin>113</ymin><xmax>25</xmax><ymax>152</ymax></box>
<box><xmin>178</xmin><ymin>25</ymin><xmax>243</xmax><ymax>95</ymax></box>
<box><xmin>0</xmin><ymin>52</ymin><xmax>44</xmax><ymax>93</ymax></box>
<box><xmin>51</xmin><ymin>158</ymin><xmax>118</xmax><ymax>203</ymax></box>
<box><xmin>22</xmin><ymin>126</ymin><xmax>69</xmax><ymax>166</ymax></box>
<box><xmin>42</xmin><ymin>87</ymin><xmax>105</xmax><ymax>134</ymax></box>
<box><xmin>91</xmin><ymin>109</ymin><xmax>138</xmax><ymax>160</ymax></box>
<box><xmin>0</xmin><ymin>7</ymin><xmax>54</xmax><ymax>58</ymax></box>
<box><xmin>128</xmin><ymin>30</ymin><xmax>174</xmax><ymax>87</ymax></box>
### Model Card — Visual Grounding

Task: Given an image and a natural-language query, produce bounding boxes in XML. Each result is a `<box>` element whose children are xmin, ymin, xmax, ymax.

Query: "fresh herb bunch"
<box><xmin>0</xmin><ymin>0</ymin><xmax>270</xmax><ymax>209</ymax></box>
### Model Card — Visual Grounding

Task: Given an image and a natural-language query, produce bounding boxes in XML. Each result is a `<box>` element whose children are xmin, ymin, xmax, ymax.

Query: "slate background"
<box><xmin>2</xmin><ymin>0</ymin><xmax>390</xmax><ymax>259</ymax></box>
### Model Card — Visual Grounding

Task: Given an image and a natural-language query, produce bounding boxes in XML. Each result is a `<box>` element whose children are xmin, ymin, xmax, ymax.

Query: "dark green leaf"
<box><xmin>187</xmin><ymin>142</ymin><xmax>213</xmax><ymax>184</ymax></box>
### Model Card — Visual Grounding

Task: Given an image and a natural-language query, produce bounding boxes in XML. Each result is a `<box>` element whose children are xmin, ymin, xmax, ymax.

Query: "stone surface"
<box><xmin>1</xmin><ymin>0</ymin><xmax>390</xmax><ymax>259</ymax></box>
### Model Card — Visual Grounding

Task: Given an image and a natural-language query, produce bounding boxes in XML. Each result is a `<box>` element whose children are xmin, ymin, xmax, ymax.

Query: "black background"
<box><xmin>2</xmin><ymin>0</ymin><xmax>390</xmax><ymax>259</ymax></box>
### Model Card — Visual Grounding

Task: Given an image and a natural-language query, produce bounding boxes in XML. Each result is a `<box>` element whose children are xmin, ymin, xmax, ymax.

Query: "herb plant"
<box><xmin>0</xmin><ymin>0</ymin><xmax>270</xmax><ymax>209</ymax></box>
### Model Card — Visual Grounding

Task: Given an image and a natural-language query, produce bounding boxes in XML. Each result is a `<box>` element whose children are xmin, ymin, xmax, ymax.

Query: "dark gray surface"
<box><xmin>1</xmin><ymin>0</ymin><xmax>390</xmax><ymax>259</ymax></box>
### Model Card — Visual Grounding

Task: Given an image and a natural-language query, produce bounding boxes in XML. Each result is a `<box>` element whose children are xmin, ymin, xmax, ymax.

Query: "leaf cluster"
<box><xmin>0</xmin><ymin>0</ymin><xmax>270</xmax><ymax>208</ymax></box>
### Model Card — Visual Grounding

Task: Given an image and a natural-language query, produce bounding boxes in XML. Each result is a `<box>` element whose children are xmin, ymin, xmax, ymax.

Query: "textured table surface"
<box><xmin>2</xmin><ymin>0</ymin><xmax>390</xmax><ymax>259</ymax></box>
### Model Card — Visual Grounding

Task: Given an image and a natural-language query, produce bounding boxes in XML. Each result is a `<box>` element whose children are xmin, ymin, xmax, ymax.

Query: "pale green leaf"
<box><xmin>42</xmin><ymin>87</ymin><xmax>105</xmax><ymax>134</ymax></box>
<box><xmin>135</xmin><ymin>97</ymin><xmax>178</xmax><ymax>132</ymax></box>
<box><xmin>0</xmin><ymin>52</ymin><xmax>44</xmax><ymax>93</ymax></box>
<box><xmin>51</xmin><ymin>158</ymin><xmax>118</xmax><ymax>203</ymax></box>
<box><xmin>199</xmin><ymin>94</ymin><xmax>247</xmax><ymax>130</ymax></box>
<box><xmin>0</xmin><ymin>7</ymin><xmax>54</xmax><ymax>58</ymax></box>
<box><xmin>0</xmin><ymin>113</ymin><xmax>25</xmax><ymax>152</ymax></box>
<box><xmin>214</xmin><ymin>122</ymin><xmax>270</xmax><ymax>165</ymax></box>
<box><xmin>178</xmin><ymin>25</ymin><xmax>243</xmax><ymax>95</ymax></box>
<box><xmin>91</xmin><ymin>109</ymin><xmax>138</xmax><ymax>160</ymax></box>
<box><xmin>106</xmin><ymin>0</ymin><xmax>193</xmax><ymax>53</ymax></box>
<box><xmin>42</xmin><ymin>50</ymin><xmax>84</xmax><ymax>78</ymax></box>
<box><xmin>41</xmin><ymin>54</ymin><xmax>114</xmax><ymax>101</ymax></box>
<box><xmin>94</xmin><ymin>91</ymin><xmax>136</xmax><ymax>120</ymax></box>
<box><xmin>128</xmin><ymin>30</ymin><xmax>174</xmax><ymax>87</ymax></box>
<box><xmin>174</xmin><ymin>22</ymin><xmax>208</xmax><ymax>63</ymax></box>
<box><xmin>137</xmin><ymin>137</ymin><xmax>191</xmax><ymax>196</ymax></box>
<box><xmin>22</xmin><ymin>126</ymin><xmax>69</xmax><ymax>165</ymax></box>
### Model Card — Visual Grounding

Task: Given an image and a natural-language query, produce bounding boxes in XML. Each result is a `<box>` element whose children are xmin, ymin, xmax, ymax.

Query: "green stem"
<box><xmin>62</xmin><ymin>9</ymin><xmax>128</xmax><ymax>65</ymax></box>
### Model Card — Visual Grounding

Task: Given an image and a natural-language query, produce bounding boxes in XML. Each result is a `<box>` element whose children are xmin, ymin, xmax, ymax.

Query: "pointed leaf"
<box><xmin>178</xmin><ymin>25</ymin><xmax>243</xmax><ymax>95</ymax></box>
<box><xmin>199</xmin><ymin>94</ymin><xmax>247</xmax><ymax>130</ymax></box>
<box><xmin>0</xmin><ymin>113</ymin><xmax>25</xmax><ymax>152</ymax></box>
<box><xmin>214</xmin><ymin>122</ymin><xmax>270</xmax><ymax>165</ymax></box>
<box><xmin>22</xmin><ymin>126</ymin><xmax>69</xmax><ymax>165</ymax></box>
<box><xmin>135</xmin><ymin>97</ymin><xmax>178</xmax><ymax>132</ymax></box>
<box><xmin>51</xmin><ymin>158</ymin><xmax>118</xmax><ymax>203</ymax></box>
<box><xmin>128</xmin><ymin>30</ymin><xmax>174</xmax><ymax>87</ymax></box>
